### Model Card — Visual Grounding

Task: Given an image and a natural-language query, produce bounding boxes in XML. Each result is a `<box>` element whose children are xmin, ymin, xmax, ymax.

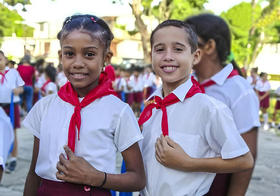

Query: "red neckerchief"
<box><xmin>0</xmin><ymin>70</ymin><xmax>9</xmax><ymax>84</ymax></box>
<box><xmin>40</xmin><ymin>80</ymin><xmax>51</xmax><ymax>93</ymax></box>
<box><xmin>199</xmin><ymin>69</ymin><xmax>239</xmax><ymax>93</ymax></box>
<box><xmin>138</xmin><ymin>76</ymin><xmax>203</xmax><ymax>136</ymax></box>
<box><xmin>58</xmin><ymin>72</ymin><xmax>117</xmax><ymax>153</ymax></box>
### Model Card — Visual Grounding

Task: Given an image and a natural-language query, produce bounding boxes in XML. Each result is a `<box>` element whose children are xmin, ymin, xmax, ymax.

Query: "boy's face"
<box><xmin>151</xmin><ymin>26</ymin><xmax>200</xmax><ymax>89</ymax></box>
<box><xmin>60</xmin><ymin>30</ymin><xmax>108</xmax><ymax>97</ymax></box>
<box><xmin>0</xmin><ymin>53</ymin><xmax>6</xmax><ymax>70</ymax></box>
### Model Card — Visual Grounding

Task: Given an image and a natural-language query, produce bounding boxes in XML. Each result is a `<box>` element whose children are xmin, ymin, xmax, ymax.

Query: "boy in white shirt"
<box><xmin>138</xmin><ymin>19</ymin><xmax>253</xmax><ymax>196</ymax></box>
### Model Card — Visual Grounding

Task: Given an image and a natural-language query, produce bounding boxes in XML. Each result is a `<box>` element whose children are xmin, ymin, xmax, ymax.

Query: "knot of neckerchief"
<box><xmin>138</xmin><ymin>76</ymin><xmax>203</xmax><ymax>136</ymax></box>
<box><xmin>0</xmin><ymin>70</ymin><xmax>9</xmax><ymax>84</ymax></box>
<box><xmin>58</xmin><ymin>72</ymin><xmax>117</xmax><ymax>153</ymax></box>
<box><xmin>199</xmin><ymin>69</ymin><xmax>239</xmax><ymax>93</ymax></box>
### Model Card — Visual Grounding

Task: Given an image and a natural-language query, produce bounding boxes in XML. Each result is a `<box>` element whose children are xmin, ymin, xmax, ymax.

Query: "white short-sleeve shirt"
<box><xmin>23</xmin><ymin>94</ymin><xmax>143</xmax><ymax>181</ymax></box>
<box><xmin>144</xmin><ymin>72</ymin><xmax>156</xmax><ymax>88</ymax></box>
<box><xmin>44</xmin><ymin>82</ymin><xmax>57</xmax><ymax>95</ymax></box>
<box><xmin>140</xmin><ymin>78</ymin><xmax>249</xmax><ymax>196</ymax></box>
<box><xmin>0</xmin><ymin>107</ymin><xmax>14</xmax><ymax>168</ymax></box>
<box><xmin>255</xmin><ymin>79</ymin><xmax>271</xmax><ymax>92</ymax></box>
<box><xmin>0</xmin><ymin>68</ymin><xmax>25</xmax><ymax>103</ymax></box>
<box><xmin>129</xmin><ymin>75</ymin><xmax>145</xmax><ymax>92</ymax></box>
<box><xmin>199</xmin><ymin>64</ymin><xmax>260</xmax><ymax>134</ymax></box>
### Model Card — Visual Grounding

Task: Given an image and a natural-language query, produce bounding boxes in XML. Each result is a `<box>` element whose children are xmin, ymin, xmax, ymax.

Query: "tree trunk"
<box><xmin>130</xmin><ymin>0</ymin><xmax>151</xmax><ymax>64</ymax></box>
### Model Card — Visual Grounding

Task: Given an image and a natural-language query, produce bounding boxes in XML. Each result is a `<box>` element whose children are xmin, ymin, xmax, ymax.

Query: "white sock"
<box><xmin>263</xmin><ymin>113</ymin><xmax>269</xmax><ymax>124</ymax></box>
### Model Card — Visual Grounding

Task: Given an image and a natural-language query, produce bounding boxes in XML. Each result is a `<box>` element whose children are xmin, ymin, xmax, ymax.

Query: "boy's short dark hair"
<box><xmin>150</xmin><ymin>19</ymin><xmax>198</xmax><ymax>53</ymax></box>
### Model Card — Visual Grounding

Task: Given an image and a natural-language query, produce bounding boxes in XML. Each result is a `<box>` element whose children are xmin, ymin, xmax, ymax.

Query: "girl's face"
<box><xmin>151</xmin><ymin>26</ymin><xmax>200</xmax><ymax>91</ymax></box>
<box><xmin>0</xmin><ymin>53</ymin><xmax>6</xmax><ymax>71</ymax></box>
<box><xmin>60</xmin><ymin>30</ymin><xmax>108</xmax><ymax>97</ymax></box>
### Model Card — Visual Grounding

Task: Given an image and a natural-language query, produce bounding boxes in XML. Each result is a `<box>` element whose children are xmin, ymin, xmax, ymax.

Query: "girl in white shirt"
<box><xmin>139</xmin><ymin>19</ymin><xmax>253</xmax><ymax>196</ymax></box>
<box><xmin>40</xmin><ymin>65</ymin><xmax>58</xmax><ymax>97</ymax></box>
<box><xmin>0</xmin><ymin>50</ymin><xmax>24</xmax><ymax>173</ymax></box>
<box><xmin>23</xmin><ymin>14</ymin><xmax>145</xmax><ymax>196</ymax></box>
<box><xmin>255</xmin><ymin>72</ymin><xmax>271</xmax><ymax>129</ymax></box>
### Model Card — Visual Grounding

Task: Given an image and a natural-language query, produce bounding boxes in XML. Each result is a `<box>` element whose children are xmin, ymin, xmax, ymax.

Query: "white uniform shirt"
<box><xmin>35</xmin><ymin>75</ymin><xmax>46</xmax><ymax>89</ymax></box>
<box><xmin>144</xmin><ymin>72</ymin><xmax>156</xmax><ymax>88</ymax></box>
<box><xmin>201</xmin><ymin>64</ymin><xmax>260</xmax><ymax>134</ymax></box>
<box><xmin>140</xmin><ymin>78</ymin><xmax>249</xmax><ymax>196</ymax></box>
<box><xmin>129</xmin><ymin>75</ymin><xmax>145</xmax><ymax>92</ymax></box>
<box><xmin>56</xmin><ymin>72</ymin><xmax>67</xmax><ymax>88</ymax></box>
<box><xmin>0</xmin><ymin>68</ymin><xmax>25</xmax><ymax>104</ymax></box>
<box><xmin>0</xmin><ymin>107</ymin><xmax>14</xmax><ymax>169</ymax></box>
<box><xmin>255</xmin><ymin>79</ymin><xmax>271</xmax><ymax>92</ymax></box>
<box><xmin>275</xmin><ymin>87</ymin><xmax>280</xmax><ymax>101</ymax></box>
<box><xmin>23</xmin><ymin>94</ymin><xmax>143</xmax><ymax>181</ymax></box>
<box><xmin>44</xmin><ymin>82</ymin><xmax>57</xmax><ymax>95</ymax></box>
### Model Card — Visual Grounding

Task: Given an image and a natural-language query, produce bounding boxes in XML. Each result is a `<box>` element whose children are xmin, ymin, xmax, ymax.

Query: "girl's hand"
<box><xmin>56</xmin><ymin>146</ymin><xmax>104</xmax><ymax>186</ymax></box>
<box><xmin>13</xmin><ymin>87</ymin><xmax>23</xmax><ymax>96</ymax></box>
<box><xmin>155</xmin><ymin>135</ymin><xmax>193</xmax><ymax>171</ymax></box>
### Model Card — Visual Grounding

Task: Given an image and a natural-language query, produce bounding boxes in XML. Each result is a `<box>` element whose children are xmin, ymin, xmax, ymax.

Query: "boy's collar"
<box><xmin>147</xmin><ymin>76</ymin><xmax>193</xmax><ymax>102</ymax></box>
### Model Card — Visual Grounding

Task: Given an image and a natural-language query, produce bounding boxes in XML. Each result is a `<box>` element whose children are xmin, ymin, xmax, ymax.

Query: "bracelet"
<box><xmin>98</xmin><ymin>172</ymin><xmax>107</xmax><ymax>188</ymax></box>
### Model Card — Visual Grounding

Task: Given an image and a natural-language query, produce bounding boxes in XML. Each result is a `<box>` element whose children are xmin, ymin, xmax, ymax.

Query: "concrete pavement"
<box><xmin>1</xmin><ymin>127</ymin><xmax>280</xmax><ymax>196</ymax></box>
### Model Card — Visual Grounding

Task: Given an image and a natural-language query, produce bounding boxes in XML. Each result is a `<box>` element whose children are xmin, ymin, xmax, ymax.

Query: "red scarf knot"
<box><xmin>138</xmin><ymin>76</ymin><xmax>203</xmax><ymax>136</ymax></box>
<box><xmin>0</xmin><ymin>70</ymin><xmax>9</xmax><ymax>84</ymax></box>
<box><xmin>58</xmin><ymin>72</ymin><xmax>117</xmax><ymax>153</ymax></box>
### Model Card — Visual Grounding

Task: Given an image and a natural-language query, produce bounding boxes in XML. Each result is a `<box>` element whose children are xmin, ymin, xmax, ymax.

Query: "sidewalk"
<box><xmin>1</xmin><ymin>127</ymin><xmax>280</xmax><ymax>195</ymax></box>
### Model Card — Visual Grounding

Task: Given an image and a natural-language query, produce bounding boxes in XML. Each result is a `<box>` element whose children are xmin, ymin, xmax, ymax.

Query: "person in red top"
<box><xmin>17</xmin><ymin>57</ymin><xmax>35</xmax><ymax>112</ymax></box>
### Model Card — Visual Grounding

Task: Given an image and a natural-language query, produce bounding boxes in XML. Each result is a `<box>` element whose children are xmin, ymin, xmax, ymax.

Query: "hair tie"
<box><xmin>227</xmin><ymin>52</ymin><xmax>234</xmax><ymax>62</ymax></box>
<box><xmin>65</xmin><ymin>16</ymin><xmax>72</xmax><ymax>25</ymax></box>
<box><xmin>91</xmin><ymin>17</ymin><xmax>97</xmax><ymax>23</ymax></box>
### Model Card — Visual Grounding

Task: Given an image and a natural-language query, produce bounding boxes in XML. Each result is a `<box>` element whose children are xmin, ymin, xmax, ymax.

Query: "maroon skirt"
<box><xmin>37</xmin><ymin>178</ymin><xmax>111</xmax><ymax>196</ymax></box>
<box><xmin>259</xmin><ymin>91</ymin><xmax>270</xmax><ymax>109</ymax></box>
<box><xmin>145</xmin><ymin>87</ymin><xmax>154</xmax><ymax>99</ymax></box>
<box><xmin>275</xmin><ymin>100</ymin><xmax>280</xmax><ymax>110</ymax></box>
<box><xmin>2</xmin><ymin>103</ymin><xmax>20</xmax><ymax>128</ymax></box>
<box><xmin>133</xmin><ymin>91</ymin><xmax>143</xmax><ymax>104</ymax></box>
<box><xmin>126</xmin><ymin>93</ymin><xmax>134</xmax><ymax>105</ymax></box>
<box><xmin>204</xmin><ymin>173</ymin><xmax>231</xmax><ymax>196</ymax></box>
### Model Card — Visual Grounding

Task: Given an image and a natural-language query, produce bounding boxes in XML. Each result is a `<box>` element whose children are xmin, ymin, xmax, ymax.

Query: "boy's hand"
<box><xmin>155</xmin><ymin>135</ymin><xmax>193</xmax><ymax>171</ymax></box>
<box><xmin>56</xmin><ymin>146</ymin><xmax>104</xmax><ymax>186</ymax></box>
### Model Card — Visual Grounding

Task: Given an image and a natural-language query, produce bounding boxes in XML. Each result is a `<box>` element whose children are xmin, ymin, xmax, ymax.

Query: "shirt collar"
<box><xmin>210</xmin><ymin>63</ymin><xmax>233</xmax><ymax>85</ymax></box>
<box><xmin>148</xmin><ymin>76</ymin><xmax>193</xmax><ymax>102</ymax></box>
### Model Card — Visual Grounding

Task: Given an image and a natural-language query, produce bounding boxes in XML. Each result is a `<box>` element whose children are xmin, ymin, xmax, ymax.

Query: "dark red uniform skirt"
<box><xmin>259</xmin><ymin>91</ymin><xmax>270</xmax><ymax>109</ymax></box>
<box><xmin>204</xmin><ymin>173</ymin><xmax>231</xmax><ymax>196</ymax></box>
<box><xmin>37</xmin><ymin>179</ymin><xmax>111</xmax><ymax>196</ymax></box>
<box><xmin>126</xmin><ymin>93</ymin><xmax>134</xmax><ymax>105</ymax></box>
<box><xmin>133</xmin><ymin>91</ymin><xmax>143</xmax><ymax>104</ymax></box>
<box><xmin>2</xmin><ymin>103</ymin><xmax>20</xmax><ymax>128</ymax></box>
<box><xmin>275</xmin><ymin>100</ymin><xmax>280</xmax><ymax>110</ymax></box>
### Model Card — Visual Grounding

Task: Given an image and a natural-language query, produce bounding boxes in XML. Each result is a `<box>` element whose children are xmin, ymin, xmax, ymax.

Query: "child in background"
<box><xmin>143</xmin><ymin>65</ymin><xmax>156</xmax><ymax>100</ymax></box>
<box><xmin>40</xmin><ymin>65</ymin><xmax>57</xmax><ymax>97</ymax></box>
<box><xmin>23</xmin><ymin>14</ymin><xmax>145</xmax><ymax>196</ymax></box>
<box><xmin>185</xmin><ymin>14</ymin><xmax>260</xmax><ymax>196</ymax></box>
<box><xmin>139</xmin><ymin>19</ymin><xmax>253</xmax><ymax>196</ymax></box>
<box><xmin>247</xmin><ymin>67</ymin><xmax>259</xmax><ymax>89</ymax></box>
<box><xmin>56</xmin><ymin>63</ymin><xmax>68</xmax><ymax>89</ymax></box>
<box><xmin>0</xmin><ymin>107</ymin><xmax>14</xmax><ymax>181</ymax></box>
<box><xmin>0</xmin><ymin>50</ymin><xmax>24</xmax><ymax>173</ymax></box>
<box><xmin>255</xmin><ymin>72</ymin><xmax>271</xmax><ymax>130</ymax></box>
<box><xmin>272</xmin><ymin>86</ymin><xmax>280</xmax><ymax>129</ymax></box>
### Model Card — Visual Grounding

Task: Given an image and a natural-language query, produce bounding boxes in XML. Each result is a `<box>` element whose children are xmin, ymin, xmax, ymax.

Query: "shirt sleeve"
<box><xmin>204</xmin><ymin>104</ymin><xmax>249</xmax><ymax>159</ymax></box>
<box><xmin>15</xmin><ymin>69</ymin><xmax>25</xmax><ymax>87</ymax></box>
<box><xmin>231</xmin><ymin>91</ymin><xmax>261</xmax><ymax>134</ymax></box>
<box><xmin>22</xmin><ymin>97</ymin><xmax>50</xmax><ymax>139</ymax></box>
<box><xmin>114</xmin><ymin>104</ymin><xmax>143</xmax><ymax>152</ymax></box>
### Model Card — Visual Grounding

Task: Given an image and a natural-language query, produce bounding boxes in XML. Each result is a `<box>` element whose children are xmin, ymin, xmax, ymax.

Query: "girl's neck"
<box><xmin>0</xmin><ymin>68</ymin><xmax>5</xmax><ymax>73</ymax></box>
<box><xmin>196</xmin><ymin>59</ymin><xmax>223</xmax><ymax>83</ymax></box>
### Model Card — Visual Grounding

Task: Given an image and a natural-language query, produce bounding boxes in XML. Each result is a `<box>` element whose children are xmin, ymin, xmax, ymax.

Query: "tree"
<box><xmin>0</xmin><ymin>1</ymin><xmax>33</xmax><ymax>39</ymax></box>
<box><xmin>115</xmin><ymin>0</ymin><xmax>208</xmax><ymax>63</ymax></box>
<box><xmin>221</xmin><ymin>0</ymin><xmax>280</xmax><ymax>67</ymax></box>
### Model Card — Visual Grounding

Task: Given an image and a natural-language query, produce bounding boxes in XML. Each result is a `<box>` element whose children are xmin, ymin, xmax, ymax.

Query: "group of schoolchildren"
<box><xmin>0</xmin><ymin>13</ymin><xmax>266</xmax><ymax>196</ymax></box>
<box><xmin>247</xmin><ymin>67</ymin><xmax>280</xmax><ymax>130</ymax></box>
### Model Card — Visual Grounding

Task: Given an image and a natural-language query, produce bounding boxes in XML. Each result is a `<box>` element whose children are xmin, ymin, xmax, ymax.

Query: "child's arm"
<box><xmin>155</xmin><ymin>135</ymin><xmax>254</xmax><ymax>173</ymax></box>
<box><xmin>13</xmin><ymin>86</ymin><xmax>23</xmax><ymax>96</ymax></box>
<box><xmin>260</xmin><ymin>91</ymin><xmax>270</xmax><ymax>100</ymax></box>
<box><xmin>23</xmin><ymin>137</ymin><xmax>41</xmax><ymax>196</ymax></box>
<box><xmin>56</xmin><ymin>144</ymin><xmax>146</xmax><ymax>191</ymax></box>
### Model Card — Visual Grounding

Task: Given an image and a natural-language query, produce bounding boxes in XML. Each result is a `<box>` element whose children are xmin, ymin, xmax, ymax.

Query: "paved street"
<box><xmin>1</xmin><ymin>127</ymin><xmax>280</xmax><ymax>196</ymax></box>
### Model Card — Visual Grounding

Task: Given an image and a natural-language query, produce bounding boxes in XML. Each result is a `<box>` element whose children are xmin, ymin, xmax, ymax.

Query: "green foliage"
<box><xmin>0</xmin><ymin>3</ymin><xmax>33</xmax><ymax>37</ymax></box>
<box><xmin>3</xmin><ymin>0</ymin><xmax>31</xmax><ymax>6</ymax></box>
